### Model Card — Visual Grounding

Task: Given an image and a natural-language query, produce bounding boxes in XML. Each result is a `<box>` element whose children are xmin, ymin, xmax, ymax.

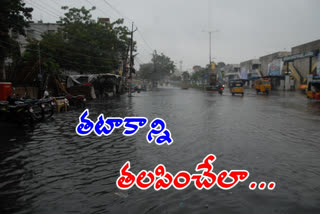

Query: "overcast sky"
<box><xmin>26</xmin><ymin>0</ymin><xmax>320</xmax><ymax>71</ymax></box>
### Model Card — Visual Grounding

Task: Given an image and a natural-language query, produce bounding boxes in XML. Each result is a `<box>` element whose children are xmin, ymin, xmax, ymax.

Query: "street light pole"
<box><xmin>209</xmin><ymin>31</ymin><xmax>211</xmax><ymax>66</ymax></box>
<box><xmin>202</xmin><ymin>30</ymin><xmax>219</xmax><ymax>68</ymax></box>
<box><xmin>202</xmin><ymin>29</ymin><xmax>219</xmax><ymax>91</ymax></box>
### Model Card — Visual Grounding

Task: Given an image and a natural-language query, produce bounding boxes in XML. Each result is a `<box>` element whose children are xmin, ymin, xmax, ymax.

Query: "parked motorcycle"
<box><xmin>65</xmin><ymin>95</ymin><xmax>86</xmax><ymax>109</ymax></box>
<box><xmin>39</xmin><ymin>97</ymin><xmax>55</xmax><ymax>120</ymax></box>
<box><xmin>0</xmin><ymin>100</ymin><xmax>40</xmax><ymax>125</ymax></box>
<box><xmin>1</xmin><ymin>95</ymin><xmax>55</xmax><ymax>124</ymax></box>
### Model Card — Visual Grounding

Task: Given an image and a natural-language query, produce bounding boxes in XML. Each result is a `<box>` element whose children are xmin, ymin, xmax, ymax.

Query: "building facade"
<box><xmin>291</xmin><ymin>39</ymin><xmax>320</xmax><ymax>79</ymax></box>
<box><xmin>240</xmin><ymin>59</ymin><xmax>261</xmax><ymax>75</ymax></box>
<box><xmin>14</xmin><ymin>21</ymin><xmax>60</xmax><ymax>53</ymax></box>
<box><xmin>224</xmin><ymin>64</ymin><xmax>240</xmax><ymax>73</ymax></box>
<box><xmin>259</xmin><ymin>51</ymin><xmax>290</xmax><ymax>76</ymax></box>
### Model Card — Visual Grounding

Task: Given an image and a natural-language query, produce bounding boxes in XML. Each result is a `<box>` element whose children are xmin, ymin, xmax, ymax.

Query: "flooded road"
<box><xmin>1</xmin><ymin>88</ymin><xmax>320</xmax><ymax>214</ymax></box>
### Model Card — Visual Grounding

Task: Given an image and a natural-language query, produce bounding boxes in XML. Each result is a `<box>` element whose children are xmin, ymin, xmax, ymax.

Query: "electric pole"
<box><xmin>38</xmin><ymin>41</ymin><xmax>42</xmax><ymax>98</ymax></box>
<box><xmin>153</xmin><ymin>50</ymin><xmax>156</xmax><ymax>87</ymax></box>
<box><xmin>38</xmin><ymin>41</ymin><xmax>42</xmax><ymax>75</ymax></box>
<box><xmin>128</xmin><ymin>22</ymin><xmax>137</xmax><ymax>97</ymax></box>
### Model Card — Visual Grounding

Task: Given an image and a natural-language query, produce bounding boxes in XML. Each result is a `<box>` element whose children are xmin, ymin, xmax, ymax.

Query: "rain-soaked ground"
<box><xmin>1</xmin><ymin>87</ymin><xmax>320</xmax><ymax>214</ymax></box>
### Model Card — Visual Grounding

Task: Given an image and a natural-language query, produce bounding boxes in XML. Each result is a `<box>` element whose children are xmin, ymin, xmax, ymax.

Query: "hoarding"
<box><xmin>240</xmin><ymin>67</ymin><xmax>248</xmax><ymax>79</ymax></box>
<box><xmin>268</xmin><ymin>59</ymin><xmax>283</xmax><ymax>76</ymax></box>
<box><xmin>317</xmin><ymin>53</ymin><xmax>320</xmax><ymax>76</ymax></box>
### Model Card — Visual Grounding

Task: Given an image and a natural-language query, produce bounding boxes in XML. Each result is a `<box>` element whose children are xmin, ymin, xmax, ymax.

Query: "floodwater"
<box><xmin>1</xmin><ymin>88</ymin><xmax>320</xmax><ymax>214</ymax></box>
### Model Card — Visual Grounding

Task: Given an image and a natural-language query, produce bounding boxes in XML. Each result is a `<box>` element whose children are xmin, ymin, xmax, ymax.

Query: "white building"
<box><xmin>14</xmin><ymin>21</ymin><xmax>61</xmax><ymax>53</ymax></box>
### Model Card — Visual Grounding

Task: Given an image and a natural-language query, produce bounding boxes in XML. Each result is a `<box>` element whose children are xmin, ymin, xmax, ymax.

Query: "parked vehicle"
<box><xmin>39</xmin><ymin>97</ymin><xmax>55</xmax><ymax>120</ymax></box>
<box><xmin>65</xmin><ymin>95</ymin><xmax>86</xmax><ymax>109</ymax></box>
<box><xmin>230</xmin><ymin>80</ymin><xmax>244</xmax><ymax>96</ymax></box>
<box><xmin>254</xmin><ymin>78</ymin><xmax>271</xmax><ymax>95</ymax></box>
<box><xmin>306</xmin><ymin>80</ymin><xmax>320</xmax><ymax>100</ymax></box>
<box><xmin>66</xmin><ymin>74</ymin><xmax>124</xmax><ymax>99</ymax></box>
<box><xmin>22</xmin><ymin>90</ymin><xmax>55</xmax><ymax>121</ymax></box>
<box><xmin>181</xmin><ymin>82</ymin><xmax>189</xmax><ymax>89</ymax></box>
<box><xmin>0</xmin><ymin>99</ymin><xmax>41</xmax><ymax>125</ymax></box>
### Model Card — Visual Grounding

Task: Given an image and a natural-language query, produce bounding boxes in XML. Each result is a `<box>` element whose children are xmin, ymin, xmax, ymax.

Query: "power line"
<box><xmin>0</xmin><ymin>12</ymin><xmax>127</xmax><ymax>62</ymax></box>
<box><xmin>7</xmin><ymin>1</ymin><xmax>151</xmax><ymax>69</ymax></box>
<box><xmin>0</xmin><ymin>39</ymin><xmax>118</xmax><ymax>68</ymax></box>
<box><xmin>26</xmin><ymin>0</ymin><xmax>63</xmax><ymax>20</ymax></box>
<box><xmin>136</xmin><ymin>29</ymin><xmax>153</xmax><ymax>53</ymax></box>
<box><xmin>135</xmin><ymin>56</ymin><xmax>146</xmax><ymax>65</ymax></box>
<box><xmin>28</xmin><ymin>0</ymin><xmax>155</xmax><ymax>58</ymax></box>
<box><xmin>84</xmin><ymin>0</ymin><xmax>115</xmax><ymax>20</ymax></box>
<box><xmin>26</xmin><ymin>2</ymin><xmax>59</xmax><ymax>20</ymax></box>
<box><xmin>101</xmin><ymin>0</ymin><xmax>133</xmax><ymax>22</ymax></box>
<box><xmin>29</xmin><ymin>27</ymin><xmax>125</xmax><ymax>60</ymax></box>
<box><xmin>24</xmin><ymin>1</ymin><xmax>131</xmax><ymax>59</ymax></box>
<box><xmin>100</xmin><ymin>0</ymin><xmax>155</xmax><ymax>55</ymax></box>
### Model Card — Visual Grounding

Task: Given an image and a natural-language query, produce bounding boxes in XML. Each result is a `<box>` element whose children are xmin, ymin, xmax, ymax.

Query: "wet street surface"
<box><xmin>1</xmin><ymin>88</ymin><xmax>320</xmax><ymax>214</ymax></box>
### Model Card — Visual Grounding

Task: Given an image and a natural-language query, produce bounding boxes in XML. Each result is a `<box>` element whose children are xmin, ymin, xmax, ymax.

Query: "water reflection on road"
<box><xmin>1</xmin><ymin>88</ymin><xmax>320</xmax><ymax>213</ymax></box>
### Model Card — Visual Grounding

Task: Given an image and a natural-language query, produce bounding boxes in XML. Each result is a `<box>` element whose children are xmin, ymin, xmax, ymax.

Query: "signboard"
<box><xmin>268</xmin><ymin>59</ymin><xmax>283</xmax><ymax>76</ymax></box>
<box><xmin>283</xmin><ymin>51</ymin><xmax>314</xmax><ymax>62</ymax></box>
<box><xmin>317</xmin><ymin>53</ymin><xmax>320</xmax><ymax>76</ymax></box>
<box><xmin>240</xmin><ymin>67</ymin><xmax>248</xmax><ymax>79</ymax></box>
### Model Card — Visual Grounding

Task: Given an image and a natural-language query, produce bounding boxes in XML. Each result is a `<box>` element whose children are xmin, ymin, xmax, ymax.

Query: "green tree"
<box><xmin>23</xmin><ymin>6</ymin><xmax>133</xmax><ymax>75</ymax></box>
<box><xmin>138</xmin><ymin>63</ymin><xmax>154</xmax><ymax>80</ymax></box>
<box><xmin>182</xmin><ymin>71</ymin><xmax>190</xmax><ymax>81</ymax></box>
<box><xmin>191</xmin><ymin>66</ymin><xmax>209</xmax><ymax>83</ymax></box>
<box><xmin>0</xmin><ymin>0</ymin><xmax>33</xmax><ymax>80</ymax></box>
<box><xmin>138</xmin><ymin>51</ymin><xmax>175</xmax><ymax>83</ymax></box>
<box><xmin>151</xmin><ymin>51</ymin><xmax>175</xmax><ymax>80</ymax></box>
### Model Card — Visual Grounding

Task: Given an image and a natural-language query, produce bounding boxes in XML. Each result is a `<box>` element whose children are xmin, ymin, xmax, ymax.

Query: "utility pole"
<box><xmin>38</xmin><ymin>41</ymin><xmax>42</xmax><ymax>98</ymax></box>
<box><xmin>38</xmin><ymin>41</ymin><xmax>42</xmax><ymax>75</ymax></box>
<box><xmin>153</xmin><ymin>50</ymin><xmax>156</xmax><ymax>88</ymax></box>
<box><xmin>128</xmin><ymin>22</ymin><xmax>137</xmax><ymax>97</ymax></box>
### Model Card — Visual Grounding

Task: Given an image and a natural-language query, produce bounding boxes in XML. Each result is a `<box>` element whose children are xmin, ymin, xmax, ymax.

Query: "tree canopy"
<box><xmin>138</xmin><ymin>51</ymin><xmax>175</xmax><ymax>81</ymax></box>
<box><xmin>0</xmin><ymin>0</ymin><xmax>33</xmax><ymax>79</ymax></box>
<box><xmin>23</xmin><ymin>6</ymin><xmax>133</xmax><ymax>74</ymax></box>
<box><xmin>190</xmin><ymin>66</ymin><xmax>209</xmax><ymax>83</ymax></box>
